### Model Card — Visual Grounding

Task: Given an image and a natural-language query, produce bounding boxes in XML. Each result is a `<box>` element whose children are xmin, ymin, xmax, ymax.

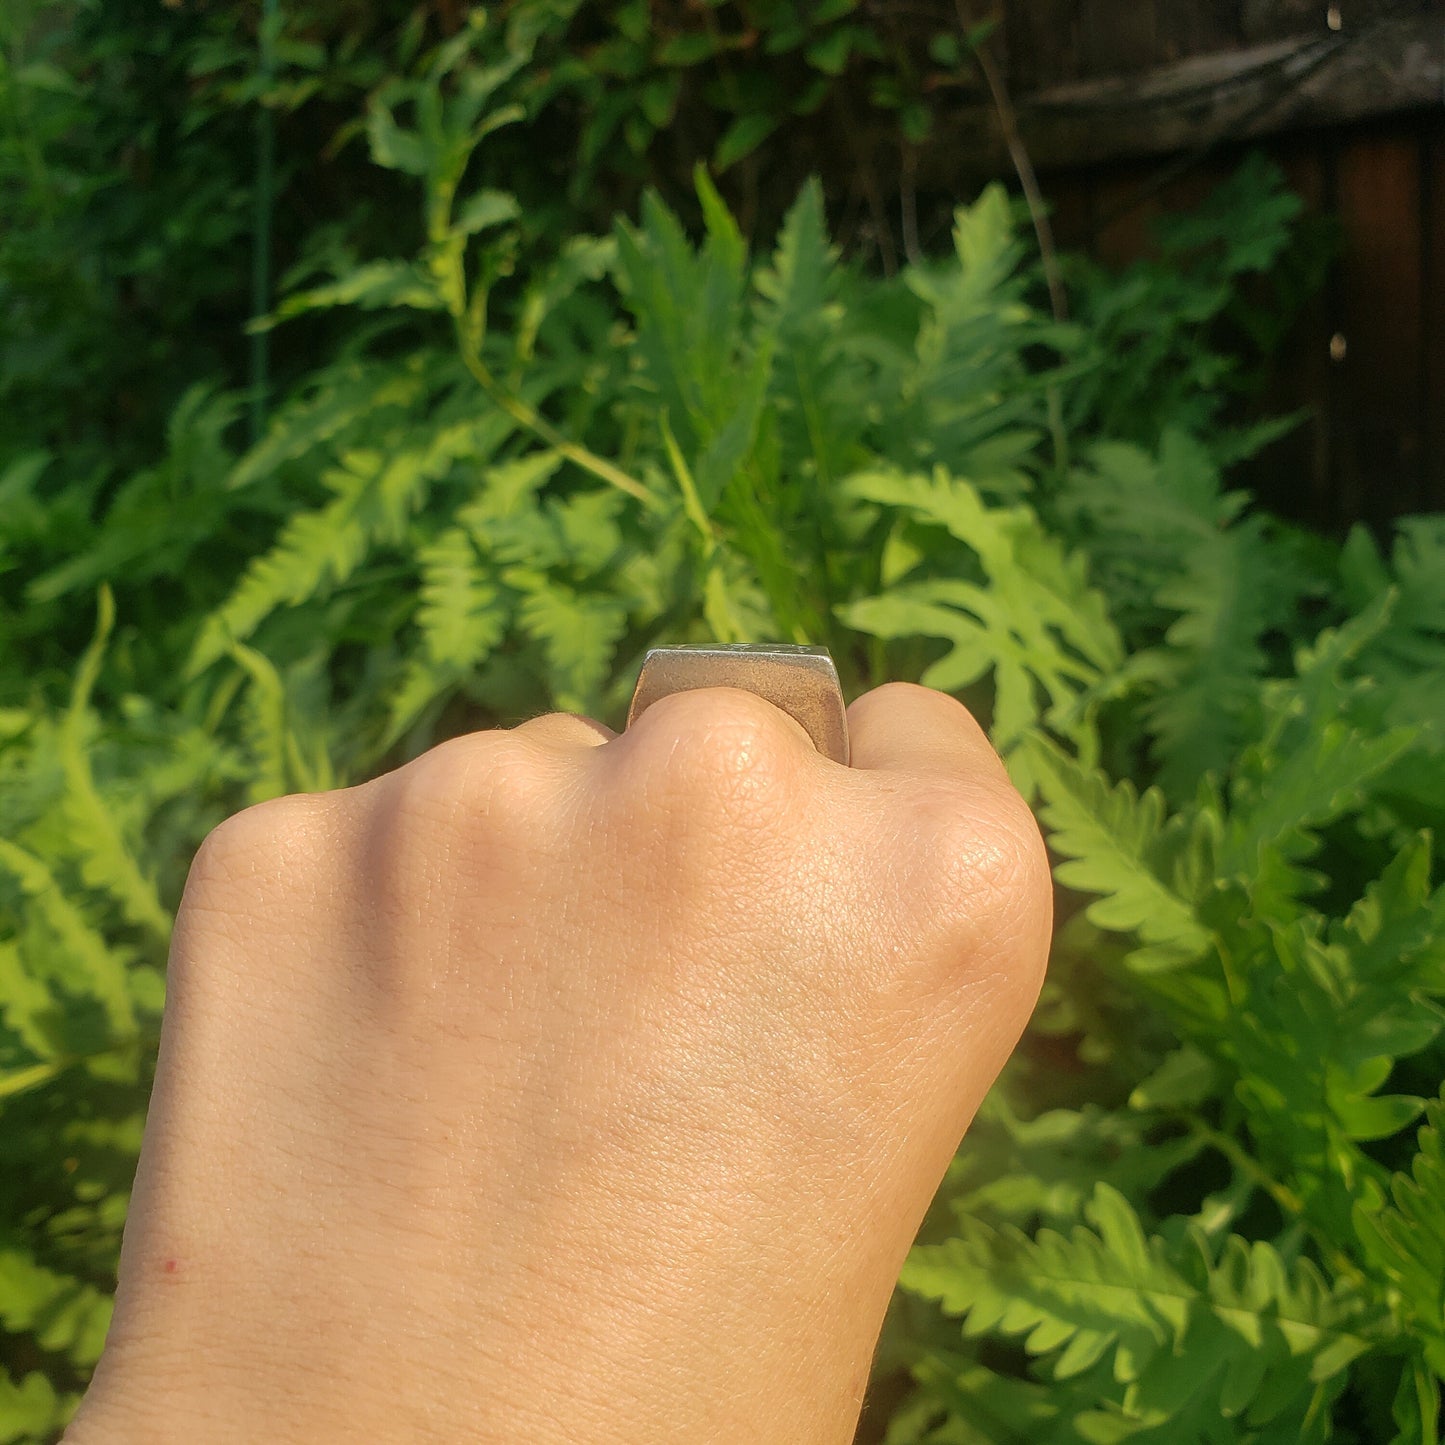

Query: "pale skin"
<box><xmin>64</xmin><ymin>682</ymin><xmax>1052</xmax><ymax>1443</ymax></box>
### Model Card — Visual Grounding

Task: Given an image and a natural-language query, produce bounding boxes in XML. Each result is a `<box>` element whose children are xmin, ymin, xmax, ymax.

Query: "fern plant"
<box><xmin>2</xmin><ymin>19</ymin><xmax>1441</xmax><ymax>1443</ymax></box>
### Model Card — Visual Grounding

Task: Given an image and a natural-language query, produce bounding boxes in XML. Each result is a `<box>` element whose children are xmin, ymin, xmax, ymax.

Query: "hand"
<box><xmin>65</xmin><ymin>682</ymin><xmax>1051</xmax><ymax>1444</ymax></box>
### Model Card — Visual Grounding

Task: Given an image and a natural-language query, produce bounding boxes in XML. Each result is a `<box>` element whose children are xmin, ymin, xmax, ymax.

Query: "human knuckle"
<box><xmin>391</xmin><ymin>731</ymin><xmax>549</xmax><ymax>842</ymax></box>
<box><xmin>918</xmin><ymin>782</ymin><xmax>1052</xmax><ymax>937</ymax></box>
<box><xmin>188</xmin><ymin>793</ymin><xmax>332</xmax><ymax>902</ymax></box>
<box><xmin>975</xmin><ymin>788</ymin><xmax>1051</xmax><ymax>903</ymax></box>
<box><xmin>636</xmin><ymin>688</ymin><xmax>804</xmax><ymax>826</ymax></box>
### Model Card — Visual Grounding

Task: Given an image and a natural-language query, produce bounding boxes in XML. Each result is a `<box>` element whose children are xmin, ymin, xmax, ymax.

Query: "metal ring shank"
<box><xmin>626</xmin><ymin>644</ymin><xmax>850</xmax><ymax>766</ymax></box>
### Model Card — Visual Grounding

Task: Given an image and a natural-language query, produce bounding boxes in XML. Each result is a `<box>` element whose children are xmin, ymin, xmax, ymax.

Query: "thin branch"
<box><xmin>963</xmin><ymin>6</ymin><xmax>1068</xmax><ymax>323</ymax></box>
<box><xmin>457</xmin><ymin>346</ymin><xmax>665</xmax><ymax>511</ymax></box>
<box><xmin>900</xmin><ymin>138</ymin><xmax>922</xmax><ymax>268</ymax></box>
<box><xmin>0</xmin><ymin>1033</ymin><xmax>159</xmax><ymax>1103</ymax></box>
<box><xmin>444</xmin><ymin>246</ymin><xmax>666</xmax><ymax>513</ymax></box>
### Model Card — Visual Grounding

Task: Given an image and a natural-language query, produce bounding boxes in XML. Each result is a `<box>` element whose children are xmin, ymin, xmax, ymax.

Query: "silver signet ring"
<box><xmin>626</xmin><ymin>644</ymin><xmax>849</xmax><ymax>766</ymax></box>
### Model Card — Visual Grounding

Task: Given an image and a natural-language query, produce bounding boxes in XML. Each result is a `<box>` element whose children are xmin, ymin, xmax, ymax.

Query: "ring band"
<box><xmin>626</xmin><ymin>644</ymin><xmax>849</xmax><ymax>765</ymax></box>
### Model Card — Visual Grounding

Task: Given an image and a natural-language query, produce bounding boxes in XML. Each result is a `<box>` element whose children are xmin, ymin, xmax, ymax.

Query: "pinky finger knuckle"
<box><xmin>922</xmin><ymin>785</ymin><xmax>1053</xmax><ymax>988</ymax></box>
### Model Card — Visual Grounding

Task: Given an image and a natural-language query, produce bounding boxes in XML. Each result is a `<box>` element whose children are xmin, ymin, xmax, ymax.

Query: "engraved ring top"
<box><xmin>625</xmin><ymin>644</ymin><xmax>850</xmax><ymax>766</ymax></box>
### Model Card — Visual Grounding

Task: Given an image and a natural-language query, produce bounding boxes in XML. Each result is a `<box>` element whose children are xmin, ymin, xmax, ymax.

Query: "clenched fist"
<box><xmin>65</xmin><ymin>682</ymin><xmax>1051</xmax><ymax>1444</ymax></box>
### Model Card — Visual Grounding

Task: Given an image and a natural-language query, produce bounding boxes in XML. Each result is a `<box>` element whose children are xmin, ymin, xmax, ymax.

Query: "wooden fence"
<box><xmin>939</xmin><ymin>0</ymin><xmax>1445</xmax><ymax>530</ymax></box>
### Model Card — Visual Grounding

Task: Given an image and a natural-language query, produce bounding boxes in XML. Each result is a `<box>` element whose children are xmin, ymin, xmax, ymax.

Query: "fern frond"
<box><xmin>0</xmin><ymin>842</ymin><xmax>135</xmax><ymax>1034</ymax></box>
<box><xmin>1191</xmin><ymin>838</ymin><xmax>1444</xmax><ymax>1243</ymax></box>
<box><xmin>1144</xmin><ymin>518</ymin><xmax>1278</xmax><ymax>794</ymax></box>
<box><xmin>271</xmin><ymin>259</ymin><xmax>445</xmax><ymax>321</ymax></box>
<box><xmin>1327</xmin><ymin>834</ymin><xmax>1445</xmax><ymax>1076</ymax></box>
<box><xmin>1353</xmin><ymin>1099</ymin><xmax>1445</xmax><ymax>1378</ymax></box>
<box><xmin>887</xmin><ymin>1354</ymin><xmax>1064</xmax><ymax>1444</ymax></box>
<box><xmin>839</xmin><ymin>468</ymin><xmax>1121</xmax><ymax>752</ymax></box>
<box><xmin>892</xmin><ymin>186</ymin><xmax>1050</xmax><ymax>469</ymax></box>
<box><xmin>614</xmin><ymin>172</ymin><xmax>773</xmax><ymax>511</ymax></box>
<box><xmin>1024</xmin><ymin>738</ymin><xmax>1211</xmax><ymax>973</ymax></box>
<box><xmin>544</xmin><ymin>488</ymin><xmax>625</xmax><ymax>577</ymax></box>
<box><xmin>903</xmin><ymin>1185</ymin><xmax>1378</xmax><ymax>1439</ymax></box>
<box><xmin>416</xmin><ymin>528</ymin><xmax>507</xmax><ymax>669</ymax></box>
<box><xmin>454</xmin><ymin>450</ymin><xmax>564</xmax><ymax>532</ymax></box>
<box><xmin>513</xmin><ymin>581</ymin><xmax>627</xmax><ymax>716</ymax></box>
<box><xmin>226</xmin><ymin>358</ymin><xmax>434</xmax><ymax>492</ymax></box>
<box><xmin>949</xmin><ymin>1096</ymin><xmax>1204</xmax><ymax>1228</ymax></box>
<box><xmin>754</xmin><ymin>178</ymin><xmax>836</xmax><ymax>345</ymax></box>
<box><xmin>1060</xmin><ymin>433</ymin><xmax>1328</xmax><ymax>799</ymax></box>
<box><xmin>383</xmin><ymin>526</ymin><xmax>510</xmax><ymax>747</ymax></box>
<box><xmin>614</xmin><ymin>169</ymin><xmax>749</xmax><ymax>455</ymax></box>
<box><xmin>53</xmin><ymin>590</ymin><xmax>171</xmax><ymax>942</ymax></box>
<box><xmin>187</xmin><ymin>467</ymin><xmax>379</xmax><ymax>676</ymax></box>
<box><xmin>0</xmin><ymin>939</ymin><xmax>53</xmax><ymax>1064</ymax></box>
<box><xmin>0</xmin><ymin>1247</ymin><xmax>113</xmax><ymax>1368</ymax></box>
<box><xmin>0</xmin><ymin>1367</ymin><xmax>68</xmax><ymax>1445</ymax></box>
<box><xmin>1220</xmin><ymin>604</ymin><xmax>1416</xmax><ymax>909</ymax></box>
<box><xmin>231</xmin><ymin>643</ymin><xmax>338</xmax><ymax>800</ymax></box>
<box><xmin>189</xmin><ymin>416</ymin><xmax>513</xmax><ymax>676</ymax></box>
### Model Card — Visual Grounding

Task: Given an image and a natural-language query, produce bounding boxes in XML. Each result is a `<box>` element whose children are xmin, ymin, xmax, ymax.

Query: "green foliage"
<box><xmin>900</xmin><ymin>1182</ymin><xmax>1377</xmax><ymax>1443</ymax></box>
<box><xmin>1355</xmin><ymin>1102</ymin><xmax>1445</xmax><ymax>1381</ymax></box>
<box><xmin>1</xmin><ymin>13</ymin><xmax>1440</xmax><ymax>1444</ymax></box>
<box><xmin>1060</xmin><ymin>153</ymin><xmax>1334</xmax><ymax>454</ymax></box>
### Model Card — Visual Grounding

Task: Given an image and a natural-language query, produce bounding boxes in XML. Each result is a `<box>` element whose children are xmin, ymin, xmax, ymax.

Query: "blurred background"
<box><xmin>2</xmin><ymin>3</ymin><xmax>1444</xmax><ymax>1442</ymax></box>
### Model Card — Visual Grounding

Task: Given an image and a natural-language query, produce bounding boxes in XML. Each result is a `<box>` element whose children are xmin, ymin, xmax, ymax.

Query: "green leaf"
<box><xmin>415</xmin><ymin>529</ymin><xmax>507</xmax><ymax>670</ymax></box>
<box><xmin>0</xmin><ymin>1249</ymin><xmax>113</xmax><ymax>1367</ymax></box>
<box><xmin>754</xmin><ymin>178</ymin><xmax>835</xmax><ymax>341</ymax></box>
<box><xmin>1129</xmin><ymin>1044</ymin><xmax>1217</xmax><ymax>1111</ymax></box>
<box><xmin>189</xmin><ymin>416</ymin><xmax>511</xmax><ymax>676</ymax></box>
<box><xmin>838</xmin><ymin>468</ymin><xmax>1121</xmax><ymax>751</ymax></box>
<box><xmin>1024</xmin><ymin>737</ymin><xmax>1212</xmax><ymax>972</ymax></box>
<box><xmin>1218</xmin><ymin>602</ymin><xmax>1417</xmax><ymax>909</ymax></box>
<box><xmin>0</xmin><ymin>841</ymin><xmax>135</xmax><ymax>1035</ymax></box>
<box><xmin>928</xmin><ymin>33</ymin><xmax>962</xmax><ymax>67</ymax></box>
<box><xmin>613</xmin><ymin>173</ymin><xmax>767</xmax><ymax>514</ymax></box>
<box><xmin>514</xmin><ymin>582</ymin><xmax>627</xmax><ymax>715</ymax></box>
<box><xmin>53</xmin><ymin>591</ymin><xmax>172</xmax><ymax>943</ymax></box>
<box><xmin>0</xmin><ymin>1367</ymin><xmax>67</xmax><ymax>1444</ymax></box>
<box><xmin>952</xmin><ymin>1097</ymin><xmax>1204</xmax><ymax>1227</ymax></box>
<box><xmin>902</xmin><ymin>1185</ymin><xmax>1378</xmax><ymax>1438</ymax></box>
<box><xmin>655</xmin><ymin>31</ymin><xmax>717</xmax><ymax>66</ymax></box>
<box><xmin>269</xmin><ymin>261</ymin><xmax>445</xmax><ymax>323</ymax></box>
<box><xmin>226</xmin><ymin>361</ymin><xmax>431</xmax><ymax>492</ymax></box>
<box><xmin>366</xmin><ymin>102</ymin><xmax>431</xmax><ymax>175</ymax></box>
<box><xmin>383</xmin><ymin>526</ymin><xmax>511</xmax><ymax>747</ymax></box>
<box><xmin>713</xmin><ymin>112</ymin><xmax>781</xmax><ymax>172</ymax></box>
<box><xmin>1354</xmin><ymin>1099</ymin><xmax>1445</xmax><ymax>1377</ymax></box>
<box><xmin>805</xmin><ymin>28</ymin><xmax>855</xmax><ymax>75</ymax></box>
<box><xmin>453</xmin><ymin>188</ymin><xmax>521</xmax><ymax>237</ymax></box>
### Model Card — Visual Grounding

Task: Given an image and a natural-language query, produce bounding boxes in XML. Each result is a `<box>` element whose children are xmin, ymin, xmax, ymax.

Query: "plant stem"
<box><xmin>0</xmin><ymin>1033</ymin><xmax>158</xmax><ymax>1102</ymax></box>
<box><xmin>456</xmin><ymin>346</ymin><xmax>664</xmax><ymax>511</ymax></box>
<box><xmin>444</xmin><ymin>239</ymin><xmax>664</xmax><ymax>511</ymax></box>
<box><xmin>1187</xmin><ymin>1119</ymin><xmax>1367</xmax><ymax>1288</ymax></box>
<box><xmin>249</xmin><ymin>0</ymin><xmax>279</xmax><ymax>446</ymax></box>
<box><xmin>961</xmin><ymin>8</ymin><xmax>1071</xmax><ymax>473</ymax></box>
<box><xmin>966</xmin><ymin>14</ymin><xmax>1067</xmax><ymax>325</ymax></box>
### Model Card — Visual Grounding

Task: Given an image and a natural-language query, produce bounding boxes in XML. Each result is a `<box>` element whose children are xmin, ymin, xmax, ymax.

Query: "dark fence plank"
<box><xmin>1424</xmin><ymin>117</ymin><xmax>1445</xmax><ymax>513</ymax></box>
<box><xmin>918</xmin><ymin>6</ymin><xmax>1444</xmax><ymax>526</ymax></box>
<box><xmin>1077</xmin><ymin>0</ymin><xmax>1159</xmax><ymax>78</ymax></box>
<box><xmin>1244</xmin><ymin>138</ymin><xmax>1336</xmax><ymax>530</ymax></box>
<box><xmin>917</xmin><ymin>15</ymin><xmax>1443</xmax><ymax>184</ymax></box>
<box><xmin>1332</xmin><ymin>131</ymin><xmax>1426</xmax><ymax>527</ymax></box>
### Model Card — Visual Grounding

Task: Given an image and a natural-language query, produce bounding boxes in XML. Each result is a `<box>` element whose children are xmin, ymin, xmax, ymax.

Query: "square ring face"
<box><xmin>626</xmin><ymin>645</ymin><xmax>850</xmax><ymax>766</ymax></box>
